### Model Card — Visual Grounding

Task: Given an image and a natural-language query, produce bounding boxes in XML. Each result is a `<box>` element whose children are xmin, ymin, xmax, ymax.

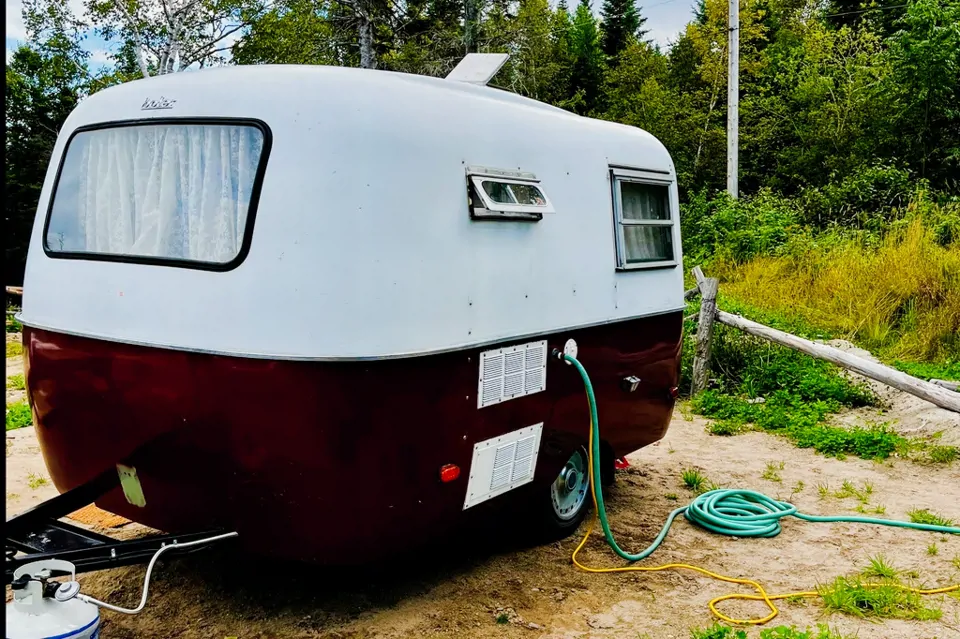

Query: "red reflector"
<box><xmin>614</xmin><ymin>457</ymin><xmax>630</xmax><ymax>469</ymax></box>
<box><xmin>669</xmin><ymin>386</ymin><xmax>680</xmax><ymax>399</ymax></box>
<box><xmin>440</xmin><ymin>464</ymin><xmax>460</xmax><ymax>483</ymax></box>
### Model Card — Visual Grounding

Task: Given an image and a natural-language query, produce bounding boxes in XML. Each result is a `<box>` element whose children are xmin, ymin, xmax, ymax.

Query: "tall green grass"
<box><xmin>712</xmin><ymin>212</ymin><xmax>960</xmax><ymax>365</ymax></box>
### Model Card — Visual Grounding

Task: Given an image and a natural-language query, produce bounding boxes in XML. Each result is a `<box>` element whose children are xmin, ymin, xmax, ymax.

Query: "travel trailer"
<box><xmin>14</xmin><ymin>55</ymin><xmax>684</xmax><ymax>565</ymax></box>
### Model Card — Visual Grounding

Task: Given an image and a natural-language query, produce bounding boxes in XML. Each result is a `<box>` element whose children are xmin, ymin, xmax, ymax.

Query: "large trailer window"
<box><xmin>610</xmin><ymin>170</ymin><xmax>676</xmax><ymax>269</ymax></box>
<box><xmin>44</xmin><ymin>120</ymin><xmax>270</xmax><ymax>270</ymax></box>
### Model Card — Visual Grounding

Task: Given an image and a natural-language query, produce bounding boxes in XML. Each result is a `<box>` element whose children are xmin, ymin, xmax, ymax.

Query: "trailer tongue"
<box><xmin>5</xmin><ymin>467</ymin><xmax>234</xmax><ymax>585</ymax></box>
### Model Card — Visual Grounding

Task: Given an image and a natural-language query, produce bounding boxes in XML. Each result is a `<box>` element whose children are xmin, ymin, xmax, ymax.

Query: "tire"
<box><xmin>539</xmin><ymin>446</ymin><xmax>592</xmax><ymax>538</ymax></box>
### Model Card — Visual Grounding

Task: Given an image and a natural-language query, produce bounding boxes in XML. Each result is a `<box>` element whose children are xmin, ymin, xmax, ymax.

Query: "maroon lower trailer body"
<box><xmin>24</xmin><ymin>312</ymin><xmax>681</xmax><ymax>563</ymax></box>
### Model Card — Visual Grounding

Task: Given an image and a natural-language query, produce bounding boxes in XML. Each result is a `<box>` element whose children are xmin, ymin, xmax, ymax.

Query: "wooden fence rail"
<box><xmin>689</xmin><ymin>269</ymin><xmax>960</xmax><ymax>415</ymax></box>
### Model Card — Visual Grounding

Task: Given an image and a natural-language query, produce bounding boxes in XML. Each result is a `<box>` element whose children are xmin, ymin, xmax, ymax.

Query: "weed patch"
<box><xmin>708</xmin><ymin>421</ymin><xmax>742</xmax><ymax>436</ymax></box>
<box><xmin>689</xmin><ymin>625</ymin><xmax>853</xmax><ymax>639</ymax></box>
<box><xmin>6</xmin><ymin>374</ymin><xmax>25</xmax><ymax>391</ymax></box>
<box><xmin>5</xmin><ymin>401</ymin><xmax>32</xmax><ymax>431</ymax></box>
<box><xmin>818</xmin><ymin>576</ymin><xmax>941</xmax><ymax>620</ymax></box>
<box><xmin>27</xmin><ymin>473</ymin><xmax>48</xmax><ymax>490</ymax></box>
<box><xmin>681</xmin><ymin>468</ymin><xmax>708</xmax><ymax>493</ymax></box>
<box><xmin>762</xmin><ymin>461</ymin><xmax>784</xmax><ymax>482</ymax></box>
<box><xmin>907</xmin><ymin>509</ymin><xmax>955</xmax><ymax>528</ymax></box>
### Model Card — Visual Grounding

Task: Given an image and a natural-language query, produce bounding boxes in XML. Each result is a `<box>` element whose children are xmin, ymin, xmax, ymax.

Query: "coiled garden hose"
<box><xmin>561</xmin><ymin>353</ymin><xmax>960</xmax><ymax>625</ymax></box>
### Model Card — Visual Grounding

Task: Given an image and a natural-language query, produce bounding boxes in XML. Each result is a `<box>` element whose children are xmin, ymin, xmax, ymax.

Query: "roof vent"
<box><xmin>445</xmin><ymin>53</ymin><xmax>510</xmax><ymax>86</ymax></box>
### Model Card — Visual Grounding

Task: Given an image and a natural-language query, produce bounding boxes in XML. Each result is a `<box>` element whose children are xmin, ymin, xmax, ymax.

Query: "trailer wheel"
<box><xmin>543</xmin><ymin>446</ymin><xmax>591</xmax><ymax>536</ymax></box>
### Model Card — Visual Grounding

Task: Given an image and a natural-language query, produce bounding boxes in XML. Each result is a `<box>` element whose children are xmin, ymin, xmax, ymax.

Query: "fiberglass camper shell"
<box><xmin>17</xmin><ymin>56</ymin><xmax>684</xmax><ymax>563</ymax></box>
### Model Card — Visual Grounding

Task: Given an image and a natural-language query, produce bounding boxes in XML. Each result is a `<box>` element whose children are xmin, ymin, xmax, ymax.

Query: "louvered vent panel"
<box><xmin>477</xmin><ymin>340</ymin><xmax>548</xmax><ymax>408</ymax></box>
<box><xmin>463</xmin><ymin>423</ymin><xmax>544</xmax><ymax>510</ymax></box>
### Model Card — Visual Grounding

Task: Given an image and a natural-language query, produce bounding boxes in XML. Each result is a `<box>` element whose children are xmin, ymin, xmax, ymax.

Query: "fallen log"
<box><xmin>716</xmin><ymin>310</ymin><xmax>960</xmax><ymax>414</ymax></box>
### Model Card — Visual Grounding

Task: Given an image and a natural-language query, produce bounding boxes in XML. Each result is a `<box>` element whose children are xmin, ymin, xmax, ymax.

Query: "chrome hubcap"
<box><xmin>550</xmin><ymin>449</ymin><xmax>589</xmax><ymax>521</ymax></box>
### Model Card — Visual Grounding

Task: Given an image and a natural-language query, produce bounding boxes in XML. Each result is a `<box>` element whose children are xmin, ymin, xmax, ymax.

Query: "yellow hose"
<box><xmin>570</xmin><ymin>382</ymin><xmax>959</xmax><ymax>625</ymax></box>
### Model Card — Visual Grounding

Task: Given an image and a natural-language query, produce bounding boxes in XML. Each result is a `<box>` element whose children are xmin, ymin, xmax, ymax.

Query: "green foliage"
<box><xmin>907</xmin><ymin>509</ymin><xmax>955</xmax><ymax>528</ymax></box>
<box><xmin>7</xmin><ymin>374</ymin><xmax>26</xmax><ymax>391</ymax></box>
<box><xmin>758</xmin><ymin>625</ymin><xmax>854</xmax><ymax>639</ymax></box>
<box><xmin>6</xmin><ymin>401</ymin><xmax>33</xmax><ymax>431</ymax></box>
<box><xmin>682</xmin><ymin>190</ymin><xmax>802</xmax><ymax>265</ymax></box>
<box><xmin>893</xmin><ymin>360</ymin><xmax>960</xmax><ymax>381</ymax></box>
<box><xmin>5</xmin><ymin>39</ymin><xmax>86</xmax><ymax>286</ymax></box>
<box><xmin>689</xmin><ymin>625</ymin><xmax>747</xmax><ymax>639</ymax></box>
<box><xmin>567</xmin><ymin>0</ymin><xmax>605</xmax><ymax>114</ymax></box>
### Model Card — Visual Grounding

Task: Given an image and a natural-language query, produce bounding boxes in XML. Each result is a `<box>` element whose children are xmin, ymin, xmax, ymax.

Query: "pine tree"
<box><xmin>569</xmin><ymin>0</ymin><xmax>605</xmax><ymax>113</ymax></box>
<box><xmin>599</xmin><ymin>0</ymin><xmax>647</xmax><ymax>58</ymax></box>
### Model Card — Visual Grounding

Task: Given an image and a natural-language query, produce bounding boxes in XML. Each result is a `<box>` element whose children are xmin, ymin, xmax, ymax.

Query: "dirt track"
<box><xmin>5</xmin><ymin>347</ymin><xmax>960</xmax><ymax>638</ymax></box>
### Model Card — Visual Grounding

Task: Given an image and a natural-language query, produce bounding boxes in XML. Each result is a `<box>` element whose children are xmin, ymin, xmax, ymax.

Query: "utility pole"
<box><xmin>726</xmin><ymin>0</ymin><xmax>739</xmax><ymax>198</ymax></box>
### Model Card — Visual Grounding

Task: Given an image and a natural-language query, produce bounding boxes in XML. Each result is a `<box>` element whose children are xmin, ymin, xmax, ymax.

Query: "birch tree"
<box><xmin>84</xmin><ymin>0</ymin><xmax>266</xmax><ymax>76</ymax></box>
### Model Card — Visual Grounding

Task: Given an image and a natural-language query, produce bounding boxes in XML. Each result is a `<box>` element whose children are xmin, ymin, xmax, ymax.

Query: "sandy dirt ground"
<box><xmin>5</xmin><ymin>341</ymin><xmax>960</xmax><ymax>639</ymax></box>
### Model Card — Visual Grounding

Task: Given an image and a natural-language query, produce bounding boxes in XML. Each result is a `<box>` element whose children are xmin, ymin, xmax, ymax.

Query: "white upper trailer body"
<box><xmin>21</xmin><ymin>62</ymin><xmax>683</xmax><ymax>361</ymax></box>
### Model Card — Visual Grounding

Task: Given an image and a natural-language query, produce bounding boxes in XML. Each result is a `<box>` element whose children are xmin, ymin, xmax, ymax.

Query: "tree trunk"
<box><xmin>359</xmin><ymin>15</ymin><xmax>376</xmax><ymax>69</ymax></box>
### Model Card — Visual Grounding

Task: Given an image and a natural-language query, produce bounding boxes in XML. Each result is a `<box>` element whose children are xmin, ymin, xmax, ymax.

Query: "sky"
<box><xmin>5</xmin><ymin>0</ymin><xmax>697</xmax><ymax>69</ymax></box>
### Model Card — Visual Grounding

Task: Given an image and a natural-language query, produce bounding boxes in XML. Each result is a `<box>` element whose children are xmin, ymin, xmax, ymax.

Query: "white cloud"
<box><xmin>90</xmin><ymin>48</ymin><xmax>112</xmax><ymax>64</ymax></box>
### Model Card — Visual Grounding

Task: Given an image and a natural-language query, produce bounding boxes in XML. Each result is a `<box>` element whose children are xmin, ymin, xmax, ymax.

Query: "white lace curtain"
<box><xmin>47</xmin><ymin>124</ymin><xmax>264</xmax><ymax>263</ymax></box>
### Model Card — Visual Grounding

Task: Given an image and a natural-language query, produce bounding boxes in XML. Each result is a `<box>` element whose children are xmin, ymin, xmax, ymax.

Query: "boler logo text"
<box><xmin>141</xmin><ymin>96</ymin><xmax>177</xmax><ymax>111</ymax></box>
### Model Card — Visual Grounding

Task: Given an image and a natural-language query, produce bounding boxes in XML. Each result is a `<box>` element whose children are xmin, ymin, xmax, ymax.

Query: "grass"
<box><xmin>893</xmin><ymin>359</ymin><xmax>960</xmax><ymax>381</ymax></box>
<box><xmin>792</xmin><ymin>480</ymin><xmax>805</xmax><ymax>494</ymax></box>
<box><xmin>681</xmin><ymin>468</ymin><xmax>708</xmax><ymax>493</ymax></box>
<box><xmin>689</xmin><ymin>625</ymin><xmax>853</xmax><ymax>639</ymax></box>
<box><xmin>833</xmin><ymin>480</ymin><xmax>873</xmax><ymax>503</ymax></box>
<box><xmin>862</xmin><ymin>555</ymin><xmax>899</xmax><ymax>580</ymax></box>
<box><xmin>927</xmin><ymin>543</ymin><xmax>938</xmax><ymax>556</ymax></box>
<box><xmin>761</xmin><ymin>461</ymin><xmax>785</xmax><ymax>482</ymax></box>
<box><xmin>907</xmin><ymin>508</ymin><xmax>955</xmax><ymax>528</ymax></box>
<box><xmin>712</xmin><ymin>216</ymin><xmax>960</xmax><ymax>363</ymax></box>
<box><xmin>26</xmin><ymin>473</ymin><xmax>48</xmax><ymax>489</ymax></box>
<box><xmin>953</xmin><ymin>556</ymin><xmax>960</xmax><ymax>570</ymax></box>
<box><xmin>5</xmin><ymin>401</ymin><xmax>32</xmax><ymax>431</ymax></box>
<box><xmin>6</xmin><ymin>374</ymin><xmax>25</xmax><ymax>391</ymax></box>
<box><xmin>665</xmin><ymin>493</ymin><xmax>679</xmax><ymax>501</ymax></box>
<box><xmin>6</xmin><ymin>340</ymin><xmax>23</xmax><ymax>358</ymax></box>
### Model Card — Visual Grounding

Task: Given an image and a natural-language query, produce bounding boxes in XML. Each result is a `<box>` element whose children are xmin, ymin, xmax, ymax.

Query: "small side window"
<box><xmin>611</xmin><ymin>171</ymin><xmax>676</xmax><ymax>269</ymax></box>
<box><xmin>467</xmin><ymin>166</ymin><xmax>554</xmax><ymax>221</ymax></box>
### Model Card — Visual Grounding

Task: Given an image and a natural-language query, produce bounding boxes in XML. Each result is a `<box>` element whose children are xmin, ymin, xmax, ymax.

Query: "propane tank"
<box><xmin>5</xmin><ymin>559</ymin><xmax>100</xmax><ymax>639</ymax></box>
